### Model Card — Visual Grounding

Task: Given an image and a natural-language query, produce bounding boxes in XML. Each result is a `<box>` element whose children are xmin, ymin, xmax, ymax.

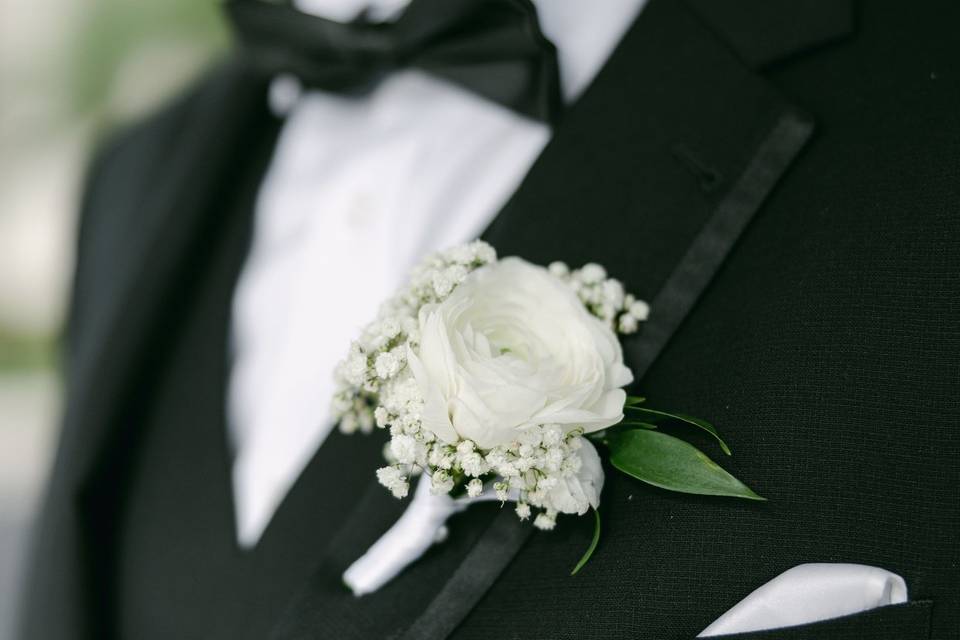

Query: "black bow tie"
<box><xmin>224</xmin><ymin>0</ymin><xmax>563</xmax><ymax>124</ymax></box>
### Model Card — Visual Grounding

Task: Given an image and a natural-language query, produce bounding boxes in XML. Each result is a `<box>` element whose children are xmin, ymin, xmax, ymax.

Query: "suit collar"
<box><xmin>269</xmin><ymin>0</ymin><xmax>829</xmax><ymax>637</ymax></box>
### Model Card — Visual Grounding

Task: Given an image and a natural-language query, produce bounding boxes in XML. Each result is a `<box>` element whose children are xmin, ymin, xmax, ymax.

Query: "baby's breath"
<box><xmin>332</xmin><ymin>241</ymin><xmax>649</xmax><ymax>527</ymax></box>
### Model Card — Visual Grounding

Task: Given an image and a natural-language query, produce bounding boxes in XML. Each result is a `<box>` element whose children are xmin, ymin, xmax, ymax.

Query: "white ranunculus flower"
<box><xmin>406</xmin><ymin>256</ymin><xmax>634</xmax><ymax>450</ymax></box>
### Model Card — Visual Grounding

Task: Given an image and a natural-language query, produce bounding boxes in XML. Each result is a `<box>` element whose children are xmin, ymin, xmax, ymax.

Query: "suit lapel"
<box><xmin>61</xmin><ymin>59</ymin><xmax>272</xmax><ymax>491</ymax></box>
<box><xmin>269</xmin><ymin>0</ymin><xmax>836</xmax><ymax>636</ymax></box>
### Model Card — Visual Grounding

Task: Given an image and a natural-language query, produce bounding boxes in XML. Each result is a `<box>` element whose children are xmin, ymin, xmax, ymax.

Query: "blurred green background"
<box><xmin>0</xmin><ymin>1</ymin><xmax>228</xmax><ymax>634</ymax></box>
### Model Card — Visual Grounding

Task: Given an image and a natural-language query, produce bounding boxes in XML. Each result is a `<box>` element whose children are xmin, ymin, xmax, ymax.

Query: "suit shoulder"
<box><xmin>85</xmin><ymin>60</ymin><xmax>237</xmax><ymax>209</ymax></box>
<box><xmin>75</xmin><ymin>56</ymin><xmax>254</xmax><ymax>266</ymax></box>
<box><xmin>65</xmin><ymin>59</ymin><xmax>244</xmax><ymax>348</ymax></box>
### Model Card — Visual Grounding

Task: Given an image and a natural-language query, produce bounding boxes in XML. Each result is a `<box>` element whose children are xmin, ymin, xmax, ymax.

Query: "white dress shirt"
<box><xmin>227</xmin><ymin>0</ymin><xmax>649</xmax><ymax>547</ymax></box>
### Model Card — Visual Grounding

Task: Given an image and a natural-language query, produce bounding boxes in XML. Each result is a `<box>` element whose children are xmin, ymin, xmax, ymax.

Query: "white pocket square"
<box><xmin>697</xmin><ymin>563</ymin><xmax>908</xmax><ymax>637</ymax></box>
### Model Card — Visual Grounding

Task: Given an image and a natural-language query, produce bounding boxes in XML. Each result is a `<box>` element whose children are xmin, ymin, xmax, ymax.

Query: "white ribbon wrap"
<box><xmin>698</xmin><ymin>563</ymin><xmax>908</xmax><ymax>636</ymax></box>
<box><xmin>342</xmin><ymin>477</ymin><xmax>508</xmax><ymax>596</ymax></box>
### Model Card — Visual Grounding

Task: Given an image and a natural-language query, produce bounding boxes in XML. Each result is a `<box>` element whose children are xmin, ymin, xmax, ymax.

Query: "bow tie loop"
<box><xmin>225</xmin><ymin>0</ymin><xmax>563</xmax><ymax>123</ymax></box>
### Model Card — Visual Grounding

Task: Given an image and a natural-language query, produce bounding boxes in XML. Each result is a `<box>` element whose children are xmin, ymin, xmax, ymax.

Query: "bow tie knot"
<box><xmin>225</xmin><ymin>0</ymin><xmax>563</xmax><ymax>122</ymax></box>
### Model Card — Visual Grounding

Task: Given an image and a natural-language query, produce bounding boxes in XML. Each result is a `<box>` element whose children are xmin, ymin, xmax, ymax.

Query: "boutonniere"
<box><xmin>332</xmin><ymin>241</ymin><xmax>763</xmax><ymax>595</ymax></box>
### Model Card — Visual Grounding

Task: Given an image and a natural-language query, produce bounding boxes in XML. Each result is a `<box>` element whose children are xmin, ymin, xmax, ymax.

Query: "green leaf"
<box><xmin>606</xmin><ymin>429</ymin><xmax>764</xmax><ymax>500</ymax></box>
<box><xmin>625</xmin><ymin>406</ymin><xmax>731</xmax><ymax>455</ymax></box>
<box><xmin>570</xmin><ymin>509</ymin><xmax>601</xmax><ymax>576</ymax></box>
<box><xmin>624</xmin><ymin>396</ymin><xmax>647</xmax><ymax>407</ymax></box>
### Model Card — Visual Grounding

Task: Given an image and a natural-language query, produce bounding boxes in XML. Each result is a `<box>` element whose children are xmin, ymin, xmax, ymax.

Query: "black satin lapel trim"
<box><xmin>268</xmin><ymin>481</ymin><xmax>406</xmax><ymax>640</ymax></box>
<box><xmin>398</xmin><ymin>509</ymin><xmax>532</xmax><ymax>640</ymax></box>
<box><xmin>268</xmin><ymin>477</ymin><xmax>506</xmax><ymax>640</ymax></box>
<box><xmin>64</xmin><ymin>58</ymin><xmax>271</xmax><ymax>489</ymax></box>
<box><xmin>628</xmin><ymin>110</ymin><xmax>813</xmax><ymax>379</ymax></box>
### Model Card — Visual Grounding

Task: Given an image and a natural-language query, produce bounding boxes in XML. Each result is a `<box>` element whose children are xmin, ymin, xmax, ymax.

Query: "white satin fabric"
<box><xmin>342</xmin><ymin>477</ymin><xmax>513</xmax><ymax>596</ymax></box>
<box><xmin>226</xmin><ymin>0</ymin><xmax>649</xmax><ymax>548</ymax></box>
<box><xmin>697</xmin><ymin>563</ymin><xmax>908</xmax><ymax>637</ymax></box>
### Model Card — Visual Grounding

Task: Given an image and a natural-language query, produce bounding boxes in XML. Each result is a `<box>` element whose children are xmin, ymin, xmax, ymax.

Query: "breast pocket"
<box><xmin>700</xmin><ymin>601</ymin><xmax>932</xmax><ymax>640</ymax></box>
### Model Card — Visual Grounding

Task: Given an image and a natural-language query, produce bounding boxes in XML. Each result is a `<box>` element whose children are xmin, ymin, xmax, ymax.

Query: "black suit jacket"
<box><xmin>17</xmin><ymin>0</ymin><xmax>960</xmax><ymax>638</ymax></box>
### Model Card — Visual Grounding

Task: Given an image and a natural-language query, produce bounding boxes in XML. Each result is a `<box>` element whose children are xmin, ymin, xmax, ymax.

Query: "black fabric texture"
<box><xmin>16</xmin><ymin>0</ymin><xmax>960</xmax><ymax>639</ymax></box>
<box><xmin>684</xmin><ymin>0</ymin><xmax>855</xmax><ymax>69</ymax></box>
